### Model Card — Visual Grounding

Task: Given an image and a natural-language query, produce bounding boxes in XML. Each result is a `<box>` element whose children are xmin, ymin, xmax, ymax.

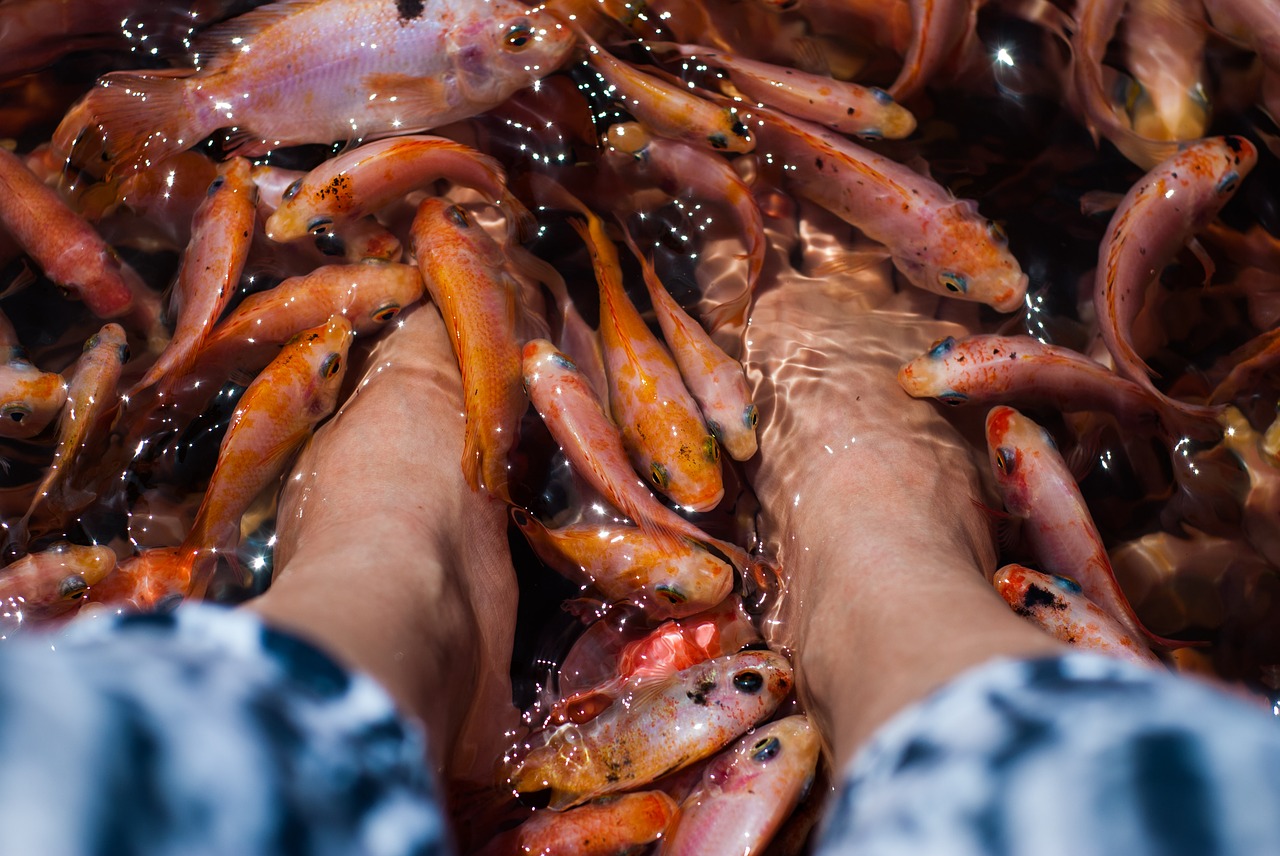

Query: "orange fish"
<box><xmin>570</xmin><ymin>207</ymin><xmax>723</xmax><ymax>511</ymax></box>
<box><xmin>128</xmin><ymin>157</ymin><xmax>257</xmax><ymax>399</ymax></box>
<box><xmin>476</xmin><ymin>791</ymin><xmax>677</xmax><ymax>856</ymax></box>
<box><xmin>411</xmin><ymin>198</ymin><xmax>526</xmax><ymax>502</ymax></box>
<box><xmin>0</xmin><ymin>542</ymin><xmax>116</xmax><ymax>635</ymax></box>
<box><xmin>16</xmin><ymin>323</ymin><xmax>127</xmax><ymax>544</ymax></box>
<box><xmin>513</xmin><ymin>508</ymin><xmax>734</xmax><ymax>620</ymax></box>
<box><xmin>622</xmin><ymin>227</ymin><xmax>758</xmax><ymax>461</ymax></box>
<box><xmin>0</xmin><ymin>355</ymin><xmax>66</xmax><ymax>440</ymax></box>
<box><xmin>889</xmin><ymin>0</ymin><xmax>978</xmax><ymax>102</ymax></box>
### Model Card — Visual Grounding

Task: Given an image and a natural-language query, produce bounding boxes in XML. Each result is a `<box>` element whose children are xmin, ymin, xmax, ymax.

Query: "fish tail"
<box><xmin>1157</xmin><ymin>397</ymin><xmax>1226</xmax><ymax>444</ymax></box>
<box><xmin>74</xmin><ymin>72</ymin><xmax>205</xmax><ymax>179</ymax></box>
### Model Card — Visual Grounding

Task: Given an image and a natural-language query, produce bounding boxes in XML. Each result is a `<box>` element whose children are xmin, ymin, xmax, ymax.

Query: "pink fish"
<box><xmin>476</xmin><ymin>790</ymin><xmax>677</xmax><ymax>856</ymax></box>
<box><xmin>994</xmin><ymin>563</ymin><xmax>1159</xmax><ymax>666</ymax></box>
<box><xmin>898</xmin><ymin>334</ymin><xmax>1222</xmax><ymax>441</ymax></box>
<box><xmin>0</xmin><ymin>543</ymin><xmax>116</xmax><ymax>635</ymax></box>
<box><xmin>0</xmin><ymin>355</ymin><xmax>66</xmax><ymax>440</ymax></box>
<box><xmin>1122</xmin><ymin>0</ymin><xmax>1209</xmax><ymax>142</ymax></box>
<box><xmin>986</xmin><ymin>405</ymin><xmax>1199</xmax><ymax>649</ymax></box>
<box><xmin>888</xmin><ymin>0</ymin><xmax>978</xmax><ymax>102</ymax></box>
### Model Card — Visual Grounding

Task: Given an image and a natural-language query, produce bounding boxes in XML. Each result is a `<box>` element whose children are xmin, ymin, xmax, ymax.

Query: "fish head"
<box><xmin>907</xmin><ymin>206</ymin><xmax>1027</xmax><ymax>313</ymax></box>
<box><xmin>4</xmin><ymin>543</ymin><xmax>118</xmax><ymax>617</ymax></box>
<box><xmin>451</xmin><ymin>5</ymin><xmax>575</xmax><ymax>105</ymax></box>
<box><xmin>84</xmin><ymin>322</ymin><xmax>130</xmax><ymax>363</ymax></box>
<box><xmin>715</xmin><ymin>714</ymin><xmax>820</xmax><ymax>791</ymax></box>
<box><xmin>897</xmin><ymin>336</ymin><xmax>969</xmax><ymax>403</ymax></box>
<box><xmin>0</xmin><ymin>362</ymin><xmax>68</xmax><ymax>439</ymax></box>
<box><xmin>993</xmin><ymin>563</ymin><xmax>1069</xmax><ymax>617</ymax></box>
<box><xmin>984</xmin><ymin>405</ymin><xmax>1041</xmax><ymax>516</ymax></box>
<box><xmin>1207</xmin><ymin>135</ymin><xmax>1258</xmax><ymax>205</ymax></box>
<box><xmin>693</xmin><ymin>649</ymin><xmax>793</xmax><ymax>715</ymax></box>
<box><xmin>640</xmin><ymin>546</ymin><xmax>734</xmax><ymax>620</ymax></box>
<box><xmin>289</xmin><ymin>315</ymin><xmax>355</xmax><ymax>418</ymax></box>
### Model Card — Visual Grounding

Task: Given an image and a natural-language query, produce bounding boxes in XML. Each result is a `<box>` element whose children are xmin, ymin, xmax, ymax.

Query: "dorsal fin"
<box><xmin>190</xmin><ymin>0</ymin><xmax>331</xmax><ymax>74</ymax></box>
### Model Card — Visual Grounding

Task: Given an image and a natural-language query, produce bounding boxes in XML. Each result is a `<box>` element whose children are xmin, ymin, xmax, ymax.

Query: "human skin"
<box><xmin>246</xmin><ymin>304</ymin><xmax>521</xmax><ymax>786</ymax></box>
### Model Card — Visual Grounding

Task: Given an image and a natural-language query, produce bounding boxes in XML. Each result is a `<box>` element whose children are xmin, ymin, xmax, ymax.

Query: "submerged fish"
<box><xmin>476</xmin><ymin>790</ymin><xmax>677</xmax><ymax>856</ymax></box>
<box><xmin>888</xmin><ymin>0</ymin><xmax>978</xmax><ymax>102</ymax></box>
<box><xmin>513</xmin><ymin>508</ymin><xmax>734</xmax><ymax>621</ymax></box>
<box><xmin>659</xmin><ymin>715</ymin><xmax>821</xmax><ymax>856</ymax></box>
<box><xmin>0</xmin><ymin>543</ymin><xmax>116</xmax><ymax>633</ymax></box>
<box><xmin>507</xmin><ymin>649</ymin><xmax>793</xmax><ymax>809</ymax></box>
<box><xmin>994</xmin><ymin>563</ymin><xmax>1159</xmax><ymax>666</ymax></box>
<box><xmin>0</xmin><ymin>356</ymin><xmax>66</xmax><ymax>440</ymax></box>
<box><xmin>55</xmin><ymin>0</ymin><xmax>574</xmax><ymax>176</ymax></box>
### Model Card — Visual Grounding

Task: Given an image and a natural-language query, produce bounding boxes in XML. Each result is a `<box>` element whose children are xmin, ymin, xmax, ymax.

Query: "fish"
<box><xmin>15</xmin><ymin>324</ymin><xmax>128</xmax><ymax>544</ymax></box>
<box><xmin>110</xmin><ymin>150</ymin><xmax>221</xmax><ymax>251</ymax></box>
<box><xmin>522</xmin><ymin>338</ymin><xmax>773</xmax><ymax>597</ymax></box>
<box><xmin>0</xmin><ymin>542</ymin><xmax>116</xmax><ymax>634</ymax></box>
<box><xmin>53</xmin><ymin>0</ymin><xmax>575</xmax><ymax>178</ymax></box>
<box><xmin>506</xmin><ymin>649</ymin><xmax>793</xmax><ymax>809</ymax></box>
<box><xmin>512</xmin><ymin>508</ymin><xmax>734</xmax><ymax>620</ymax></box>
<box><xmin>754</xmin><ymin>108</ymin><xmax>1027</xmax><ymax>312</ymax></box>
<box><xmin>96</xmin><ymin>315</ymin><xmax>354</xmax><ymax>610</ymax></box>
<box><xmin>660</xmin><ymin>42</ymin><xmax>917</xmax><ymax>139</ymax></box>
<box><xmin>411</xmin><ymin>198</ymin><xmax>526</xmax><ymax>502</ymax></box>
<box><xmin>475</xmin><ymin>790</ymin><xmax>677</xmax><ymax>856</ymax></box>
<box><xmin>263</xmin><ymin>135</ymin><xmax>512</xmax><ymax>242</ymax></box>
<box><xmin>569</xmin><ymin>207</ymin><xmax>724</xmax><ymax>511</ymax></box>
<box><xmin>581</xmin><ymin>30</ymin><xmax>754</xmax><ymax>154</ymax></box>
<box><xmin>603</xmin><ymin>126</ymin><xmax>766</xmax><ymax>331</ymax></box>
<box><xmin>1202</xmin><ymin>0</ymin><xmax>1280</xmax><ymax>75</ymax></box>
<box><xmin>127</xmin><ymin>156</ymin><xmax>258</xmax><ymax>399</ymax></box>
<box><xmin>658</xmin><ymin>715</ymin><xmax>821</xmax><ymax>856</ymax></box>
<box><xmin>985</xmin><ymin>405</ymin><xmax>1199</xmax><ymax>649</ymax></box>
<box><xmin>1121</xmin><ymin>0</ymin><xmax>1209</xmax><ymax>142</ymax></box>
<box><xmin>1094</xmin><ymin>136</ymin><xmax>1256</xmax><ymax>398</ymax></box>
<box><xmin>898</xmin><ymin>334</ymin><xmax>1222</xmax><ymax>442</ymax></box>
<box><xmin>553</xmin><ymin>597</ymin><xmax>764</xmax><ymax>725</ymax></box>
<box><xmin>621</xmin><ymin>227</ymin><xmax>759</xmax><ymax>461</ymax></box>
<box><xmin>1211</xmin><ymin>327</ymin><xmax>1280</xmax><ymax>405</ymax></box>
<box><xmin>0</xmin><ymin>356</ymin><xmax>67</xmax><ymax>440</ymax></box>
<box><xmin>0</xmin><ymin>145</ymin><xmax>155</xmax><ymax>322</ymax></box>
<box><xmin>993</xmin><ymin>563</ymin><xmax>1160</xmax><ymax>666</ymax></box>
<box><xmin>889</xmin><ymin>0</ymin><xmax>979</xmax><ymax>102</ymax></box>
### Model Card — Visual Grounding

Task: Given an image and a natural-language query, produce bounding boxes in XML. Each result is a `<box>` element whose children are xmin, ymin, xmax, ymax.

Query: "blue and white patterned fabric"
<box><xmin>0</xmin><ymin>604</ymin><xmax>447</xmax><ymax>856</ymax></box>
<box><xmin>814</xmin><ymin>653</ymin><xmax>1280</xmax><ymax>856</ymax></box>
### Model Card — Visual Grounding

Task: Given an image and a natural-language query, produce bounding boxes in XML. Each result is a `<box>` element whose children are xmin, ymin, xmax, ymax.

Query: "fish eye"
<box><xmin>207</xmin><ymin>175</ymin><xmax>226</xmax><ymax>195</ymax></box>
<box><xmin>504</xmin><ymin>20</ymin><xmax>534</xmax><ymax>50</ymax></box>
<box><xmin>751</xmin><ymin>736</ymin><xmax>782</xmax><ymax>762</ymax></box>
<box><xmin>550</xmin><ymin>352</ymin><xmax>577</xmax><ymax>371</ymax></box>
<box><xmin>987</xmin><ymin>219</ymin><xmax>1007</xmax><ymax>243</ymax></box>
<box><xmin>733</xmin><ymin>670</ymin><xmax>764</xmax><ymax>693</ymax></box>
<box><xmin>706</xmin><ymin>419</ymin><xmax>724</xmax><ymax>441</ymax></box>
<box><xmin>938</xmin><ymin>391</ymin><xmax>968</xmax><ymax>405</ymax></box>
<box><xmin>371</xmin><ymin>303</ymin><xmax>401</xmax><ymax>323</ymax></box>
<box><xmin>282</xmin><ymin>178</ymin><xmax>303</xmax><ymax>202</ymax></box>
<box><xmin>319</xmin><ymin>353</ymin><xmax>342</xmax><ymax>379</ymax></box>
<box><xmin>307</xmin><ymin>216</ymin><xmax>333</xmax><ymax>235</ymax></box>
<box><xmin>938</xmin><ymin>272</ymin><xmax>967</xmax><ymax>294</ymax></box>
<box><xmin>927</xmin><ymin>336</ymin><xmax>957</xmax><ymax>359</ymax></box>
<box><xmin>1216</xmin><ymin>171</ymin><xmax>1240</xmax><ymax>195</ymax></box>
<box><xmin>1051</xmin><ymin>574</ymin><xmax>1082</xmax><ymax>594</ymax></box>
<box><xmin>744</xmin><ymin>404</ymin><xmax>758</xmax><ymax>429</ymax></box>
<box><xmin>314</xmin><ymin>231</ymin><xmax>345</xmax><ymax>256</ymax></box>
<box><xmin>994</xmin><ymin>446</ymin><xmax>1017</xmax><ymax>475</ymax></box>
<box><xmin>1</xmin><ymin>403</ymin><xmax>31</xmax><ymax>423</ymax></box>
<box><xmin>655</xmin><ymin>584</ymin><xmax>687</xmax><ymax>605</ymax></box>
<box><xmin>650</xmin><ymin>461</ymin><xmax>670</xmax><ymax>490</ymax></box>
<box><xmin>445</xmin><ymin>205</ymin><xmax>471</xmax><ymax>228</ymax></box>
<box><xmin>83</xmin><ymin>334</ymin><xmax>101</xmax><ymax>352</ymax></box>
<box><xmin>731</xmin><ymin>120</ymin><xmax>750</xmax><ymax>140</ymax></box>
<box><xmin>1190</xmin><ymin>82</ymin><xmax>1209</xmax><ymax>109</ymax></box>
<box><xmin>119</xmin><ymin>344</ymin><xmax>130</xmax><ymax>362</ymax></box>
<box><xmin>58</xmin><ymin>575</ymin><xmax>88</xmax><ymax>600</ymax></box>
<box><xmin>870</xmin><ymin>87</ymin><xmax>894</xmax><ymax>105</ymax></box>
<box><xmin>704</xmin><ymin>436</ymin><xmax>720</xmax><ymax>463</ymax></box>
<box><xmin>707</xmin><ymin>133</ymin><xmax>729</xmax><ymax>150</ymax></box>
<box><xmin>858</xmin><ymin>129</ymin><xmax>883</xmax><ymax>141</ymax></box>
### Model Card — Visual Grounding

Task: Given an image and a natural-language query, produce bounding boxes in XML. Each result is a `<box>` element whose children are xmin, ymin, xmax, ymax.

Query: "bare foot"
<box><xmin>247</xmin><ymin>304</ymin><xmax>521</xmax><ymax>786</ymax></box>
<box><xmin>742</xmin><ymin>202</ymin><xmax>1062</xmax><ymax>770</ymax></box>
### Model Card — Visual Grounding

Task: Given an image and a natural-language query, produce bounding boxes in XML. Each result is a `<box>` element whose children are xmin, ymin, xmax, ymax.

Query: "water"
<box><xmin>2</xmin><ymin>0</ymin><xmax>1280</xmax><ymax>852</ymax></box>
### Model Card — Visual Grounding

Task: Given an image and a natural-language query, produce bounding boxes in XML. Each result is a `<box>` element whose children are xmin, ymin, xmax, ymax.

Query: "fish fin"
<box><xmin>5</xmin><ymin>262</ymin><xmax>36</xmax><ymax>298</ymax></box>
<box><xmin>189</xmin><ymin>0</ymin><xmax>332</xmax><ymax>74</ymax></box>
<box><xmin>1079</xmin><ymin>190</ymin><xmax>1124</xmax><ymax>217</ymax></box>
<box><xmin>550</xmin><ymin>689</ymin><xmax>618</xmax><ymax>725</ymax></box>
<box><xmin>1188</xmin><ymin>238</ymin><xmax>1216</xmax><ymax>286</ymax></box>
<box><xmin>359</xmin><ymin>73</ymin><xmax>455</xmax><ymax>123</ymax></box>
<box><xmin>791</xmin><ymin>37</ymin><xmax>832</xmax><ymax>77</ymax></box>
<box><xmin>809</xmin><ymin>248</ymin><xmax>892</xmax><ymax>279</ymax></box>
<box><xmin>79</xmin><ymin>73</ymin><xmax>202</xmax><ymax>179</ymax></box>
<box><xmin>971</xmin><ymin>497</ymin><xmax>1023</xmax><ymax>555</ymax></box>
<box><xmin>459</xmin><ymin>422</ymin><xmax>484</xmax><ymax>494</ymax></box>
<box><xmin>500</xmin><ymin>191</ymin><xmax>537</xmax><ymax>244</ymax></box>
<box><xmin>562</xmin><ymin>596</ymin><xmax>609</xmax><ymax>622</ymax></box>
<box><xmin>1157</xmin><ymin>398</ymin><xmax>1225</xmax><ymax>443</ymax></box>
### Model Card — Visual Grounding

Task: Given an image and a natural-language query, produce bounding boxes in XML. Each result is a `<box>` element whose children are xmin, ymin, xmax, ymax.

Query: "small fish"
<box><xmin>0</xmin><ymin>356</ymin><xmax>66</xmax><ymax>440</ymax></box>
<box><xmin>0</xmin><ymin>543</ymin><xmax>116</xmax><ymax>632</ymax></box>
<box><xmin>1095</xmin><ymin>136</ymin><xmax>1256</xmax><ymax>396</ymax></box>
<box><xmin>411</xmin><ymin>199</ymin><xmax>526</xmax><ymax>502</ymax></box>
<box><xmin>507</xmin><ymin>649</ymin><xmax>793</xmax><ymax>809</ymax></box>
<box><xmin>322</xmin><ymin>217</ymin><xmax>404</xmax><ymax>264</ymax></box>
<box><xmin>659</xmin><ymin>715</ymin><xmax>820</xmax><ymax>856</ymax></box>
<box><xmin>755</xmin><ymin>108</ymin><xmax>1027</xmax><ymax>312</ymax></box>
<box><xmin>570</xmin><ymin>207</ymin><xmax>724</xmax><ymax>511</ymax></box>
<box><xmin>622</xmin><ymin>227</ymin><xmax>758</xmax><ymax>461</ymax></box>
<box><xmin>127</xmin><ymin>156</ymin><xmax>258</xmax><ymax>399</ymax></box>
<box><xmin>604</xmin><ymin>125</ymin><xmax>765</xmax><ymax>331</ymax></box>
<box><xmin>16</xmin><ymin>324</ymin><xmax>128</xmax><ymax>543</ymax></box>
<box><xmin>993</xmin><ymin>563</ymin><xmax>1159</xmax><ymax>666</ymax></box>
<box><xmin>112</xmin><ymin>150</ymin><xmax>221</xmax><ymax>251</ymax></box>
<box><xmin>54</xmin><ymin>0</ymin><xmax>575</xmax><ymax>177</ymax></box>
<box><xmin>1211</xmin><ymin>327</ymin><xmax>1280</xmax><ymax>405</ymax></box>
<box><xmin>264</xmin><ymin>135</ymin><xmax>512</xmax><ymax>242</ymax></box>
<box><xmin>476</xmin><ymin>791</ymin><xmax>677</xmax><ymax>856</ymax></box>
<box><xmin>582</xmin><ymin>31</ymin><xmax>754</xmax><ymax>153</ymax></box>
<box><xmin>85</xmin><ymin>545</ymin><xmax>192</xmax><ymax>613</ymax></box>
<box><xmin>513</xmin><ymin>508</ymin><xmax>734</xmax><ymax>620</ymax></box>
<box><xmin>898</xmin><ymin>334</ymin><xmax>1222</xmax><ymax>441</ymax></box>
<box><xmin>522</xmin><ymin>338</ymin><xmax>764</xmax><ymax>582</ymax></box>
<box><xmin>889</xmin><ymin>0</ymin><xmax>978</xmax><ymax>102</ymax></box>
<box><xmin>1202</xmin><ymin>0</ymin><xmax>1280</xmax><ymax>75</ymax></box>
<box><xmin>665</xmin><ymin>43</ymin><xmax>917</xmax><ymax>139</ymax></box>
<box><xmin>0</xmin><ymin>145</ymin><xmax>149</xmax><ymax>319</ymax></box>
<box><xmin>986</xmin><ymin>405</ymin><xmax>1198</xmax><ymax>649</ymax></box>
<box><xmin>1121</xmin><ymin>0</ymin><xmax>1209</xmax><ymax>142</ymax></box>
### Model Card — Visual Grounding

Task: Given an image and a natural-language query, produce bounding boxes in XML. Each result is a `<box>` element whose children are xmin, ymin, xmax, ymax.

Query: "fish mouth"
<box><xmin>679</xmin><ymin>486</ymin><xmax>725</xmax><ymax>513</ymax></box>
<box><xmin>990</xmin><ymin>273</ymin><xmax>1029</xmax><ymax>313</ymax></box>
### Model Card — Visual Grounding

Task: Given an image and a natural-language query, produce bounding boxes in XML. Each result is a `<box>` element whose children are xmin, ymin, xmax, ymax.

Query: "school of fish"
<box><xmin>1</xmin><ymin>0</ymin><xmax>1279</xmax><ymax>851</ymax></box>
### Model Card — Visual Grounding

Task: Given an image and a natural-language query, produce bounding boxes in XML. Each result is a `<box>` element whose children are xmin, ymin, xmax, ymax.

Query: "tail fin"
<box><xmin>69</xmin><ymin>72</ymin><xmax>204</xmax><ymax>180</ymax></box>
